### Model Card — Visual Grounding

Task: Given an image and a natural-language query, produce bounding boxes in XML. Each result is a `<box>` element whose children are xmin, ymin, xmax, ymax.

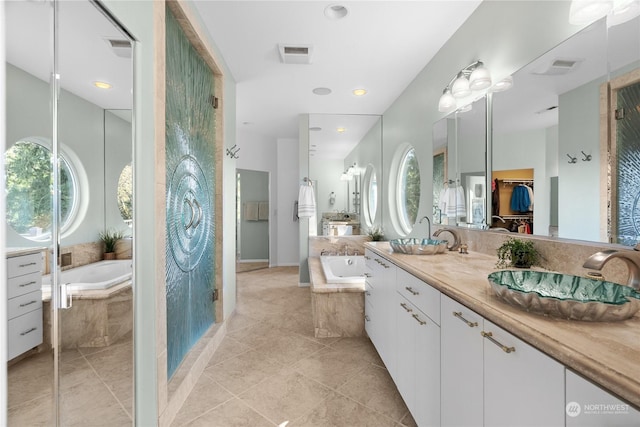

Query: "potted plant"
<box><xmin>496</xmin><ymin>237</ymin><xmax>541</xmax><ymax>269</ymax></box>
<box><xmin>366</xmin><ymin>226</ymin><xmax>385</xmax><ymax>241</ymax></box>
<box><xmin>99</xmin><ymin>229</ymin><xmax>124</xmax><ymax>260</ymax></box>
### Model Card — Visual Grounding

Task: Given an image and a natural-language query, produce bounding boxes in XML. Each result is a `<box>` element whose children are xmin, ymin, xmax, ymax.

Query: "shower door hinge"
<box><xmin>615</xmin><ymin>108</ymin><xmax>625</xmax><ymax>120</ymax></box>
<box><xmin>209</xmin><ymin>95</ymin><xmax>219</xmax><ymax>109</ymax></box>
<box><xmin>212</xmin><ymin>289</ymin><xmax>219</xmax><ymax>302</ymax></box>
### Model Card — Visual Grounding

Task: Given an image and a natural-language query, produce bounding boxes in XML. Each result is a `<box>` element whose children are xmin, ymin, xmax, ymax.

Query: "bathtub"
<box><xmin>42</xmin><ymin>260</ymin><xmax>132</xmax><ymax>292</ymax></box>
<box><xmin>320</xmin><ymin>255</ymin><xmax>365</xmax><ymax>284</ymax></box>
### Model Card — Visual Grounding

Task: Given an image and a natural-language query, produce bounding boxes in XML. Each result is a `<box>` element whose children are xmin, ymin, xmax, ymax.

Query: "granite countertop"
<box><xmin>6</xmin><ymin>247</ymin><xmax>46</xmax><ymax>258</ymax></box>
<box><xmin>365</xmin><ymin>241</ymin><xmax>640</xmax><ymax>410</ymax></box>
<box><xmin>308</xmin><ymin>257</ymin><xmax>365</xmax><ymax>293</ymax></box>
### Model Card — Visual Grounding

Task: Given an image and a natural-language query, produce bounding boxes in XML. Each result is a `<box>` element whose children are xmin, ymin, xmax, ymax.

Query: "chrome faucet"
<box><xmin>492</xmin><ymin>215</ymin><xmax>506</xmax><ymax>223</ymax></box>
<box><xmin>418</xmin><ymin>216</ymin><xmax>432</xmax><ymax>237</ymax></box>
<box><xmin>433</xmin><ymin>227</ymin><xmax>462</xmax><ymax>252</ymax></box>
<box><xmin>582</xmin><ymin>243</ymin><xmax>640</xmax><ymax>289</ymax></box>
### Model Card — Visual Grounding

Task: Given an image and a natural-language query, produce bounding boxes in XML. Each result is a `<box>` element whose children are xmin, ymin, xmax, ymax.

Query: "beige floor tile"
<box><xmin>8</xmin><ymin>393</ymin><xmax>53</xmax><ymax>426</ymax></box>
<box><xmin>328</xmin><ymin>336</ymin><xmax>384</xmax><ymax>365</ymax></box>
<box><xmin>59</xmin><ymin>380</ymin><xmax>131</xmax><ymax>426</ymax></box>
<box><xmin>337</xmin><ymin>364</ymin><xmax>409</xmax><ymax>422</ymax></box>
<box><xmin>205</xmin><ymin>349</ymin><xmax>284</xmax><ymax>395</ymax></box>
<box><xmin>8</xmin><ymin>352</ymin><xmax>54</xmax><ymax>408</ymax></box>
<box><xmin>400</xmin><ymin>410</ymin><xmax>418</xmax><ymax>427</ymax></box>
<box><xmin>252</xmin><ymin>333</ymin><xmax>326</xmax><ymax>366</ymax></box>
<box><xmin>239</xmin><ymin>370</ymin><xmax>333</xmax><ymax>424</ymax></box>
<box><xmin>206</xmin><ymin>336</ymin><xmax>253</xmax><ymax>366</ymax></box>
<box><xmin>227</xmin><ymin>321</ymin><xmax>291</xmax><ymax>349</ymax></box>
<box><xmin>171</xmin><ymin>374</ymin><xmax>234</xmax><ymax>426</ymax></box>
<box><xmin>185</xmin><ymin>398</ymin><xmax>275</xmax><ymax>427</ymax></box>
<box><xmin>292</xmin><ymin>346</ymin><xmax>369</xmax><ymax>390</ymax></box>
<box><xmin>225</xmin><ymin>311</ymin><xmax>264</xmax><ymax>333</ymax></box>
<box><xmin>290</xmin><ymin>393</ymin><xmax>398</xmax><ymax>427</ymax></box>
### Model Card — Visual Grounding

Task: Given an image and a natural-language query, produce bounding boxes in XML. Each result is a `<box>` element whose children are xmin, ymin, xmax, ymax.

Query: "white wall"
<box><xmin>276</xmin><ymin>137</ymin><xmax>300</xmax><ymax>267</ymax></box>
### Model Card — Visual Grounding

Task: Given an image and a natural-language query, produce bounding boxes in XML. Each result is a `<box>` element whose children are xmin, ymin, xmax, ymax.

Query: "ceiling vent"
<box><xmin>106</xmin><ymin>38</ymin><xmax>132</xmax><ymax>59</ymax></box>
<box><xmin>531</xmin><ymin>58</ymin><xmax>583</xmax><ymax>76</ymax></box>
<box><xmin>278</xmin><ymin>44</ymin><xmax>313</xmax><ymax>64</ymax></box>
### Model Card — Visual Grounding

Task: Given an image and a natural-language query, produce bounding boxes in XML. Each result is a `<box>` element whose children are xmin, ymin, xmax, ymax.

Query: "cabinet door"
<box><xmin>566</xmin><ymin>369</ymin><xmax>640</xmax><ymax>426</ymax></box>
<box><xmin>441</xmin><ymin>295</ymin><xmax>483</xmax><ymax>427</ymax></box>
<box><xmin>396</xmin><ymin>293</ymin><xmax>440</xmax><ymax>427</ymax></box>
<box><xmin>483</xmin><ymin>320</ymin><xmax>565</xmax><ymax>427</ymax></box>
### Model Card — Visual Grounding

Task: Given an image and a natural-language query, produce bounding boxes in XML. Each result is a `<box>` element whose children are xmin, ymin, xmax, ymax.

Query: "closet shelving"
<box><xmin>491</xmin><ymin>169</ymin><xmax>535</xmax><ymax>234</ymax></box>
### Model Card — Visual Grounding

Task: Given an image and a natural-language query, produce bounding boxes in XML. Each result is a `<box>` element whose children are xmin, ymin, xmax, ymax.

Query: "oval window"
<box><xmin>117</xmin><ymin>163</ymin><xmax>133</xmax><ymax>227</ymax></box>
<box><xmin>362</xmin><ymin>164</ymin><xmax>377</xmax><ymax>227</ymax></box>
<box><xmin>390</xmin><ymin>143</ymin><xmax>421</xmax><ymax>235</ymax></box>
<box><xmin>5</xmin><ymin>138</ymin><xmax>79</xmax><ymax>241</ymax></box>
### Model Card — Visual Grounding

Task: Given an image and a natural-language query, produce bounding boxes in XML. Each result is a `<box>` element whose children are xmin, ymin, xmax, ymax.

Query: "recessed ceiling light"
<box><xmin>93</xmin><ymin>81</ymin><xmax>112</xmax><ymax>89</ymax></box>
<box><xmin>336</xmin><ymin>127</ymin><xmax>346</xmax><ymax>133</ymax></box>
<box><xmin>312</xmin><ymin>87</ymin><xmax>332</xmax><ymax>95</ymax></box>
<box><xmin>352</xmin><ymin>88</ymin><xmax>367</xmax><ymax>96</ymax></box>
<box><xmin>324</xmin><ymin>4</ymin><xmax>349</xmax><ymax>20</ymax></box>
<box><xmin>309</xmin><ymin>127</ymin><xmax>322</xmax><ymax>132</ymax></box>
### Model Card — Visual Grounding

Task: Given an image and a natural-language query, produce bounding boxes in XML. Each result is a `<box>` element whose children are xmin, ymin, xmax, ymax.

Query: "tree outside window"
<box><xmin>399</xmin><ymin>147</ymin><xmax>421</xmax><ymax>230</ymax></box>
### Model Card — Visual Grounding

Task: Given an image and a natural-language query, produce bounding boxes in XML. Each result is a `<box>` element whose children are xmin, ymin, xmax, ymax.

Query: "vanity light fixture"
<box><xmin>438</xmin><ymin>60</ymin><xmax>492</xmax><ymax>112</ymax></box>
<box><xmin>352</xmin><ymin>88</ymin><xmax>367</xmax><ymax>96</ymax></box>
<box><xmin>336</xmin><ymin>127</ymin><xmax>346</xmax><ymax>133</ymax></box>
<box><xmin>490</xmin><ymin>75</ymin><xmax>514</xmax><ymax>92</ymax></box>
<box><xmin>93</xmin><ymin>81</ymin><xmax>112</xmax><ymax>89</ymax></box>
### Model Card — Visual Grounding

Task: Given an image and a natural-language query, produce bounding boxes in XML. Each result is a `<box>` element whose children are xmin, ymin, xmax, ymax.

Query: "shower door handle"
<box><xmin>184</xmin><ymin>199</ymin><xmax>195</xmax><ymax>230</ymax></box>
<box><xmin>58</xmin><ymin>283</ymin><xmax>73</xmax><ymax>310</ymax></box>
<box><xmin>192</xmin><ymin>199</ymin><xmax>202</xmax><ymax>228</ymax></box>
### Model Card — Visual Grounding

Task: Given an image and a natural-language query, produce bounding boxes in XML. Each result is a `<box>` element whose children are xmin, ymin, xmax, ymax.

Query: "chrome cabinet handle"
<box><xmin>20</xmin><ymin>327</ymin><xmax>37</xmax><ymax>336</ymax></box>
<box><xmin>400</xmin><ymin>302</ymin><xmax>413</xmax><ymax>312</ymax></box>
<box><xmin>193</xmin><ymin>199</ymin><xmax>202</xmax><ymax>228</ymax></box>
<box><xmin>19</xmin><ymin>262</ymin><xmax>37</xmax><ymax>268</ymax></box>
<box><xmin>184</xmin><ymin>199</ymin><xmax>195</xmax><ymax>230</ymax></box>
<box><xmin>364</xmin><ymin>273</ymin><xmax>371</xmax><ymax>278</ymax></box>
<box><xmin>364</xmin><ymin>255</ymin><xmax>371</xmax><ymax>260</ymax></box>
<box><xmin>19</xmin><ymin>300</ymin><xmax>37</xmax><ymax>308</ymax></box>
<box><xmin>412</xmin><ymin>313</ymin><xmax>427</xmax><ymax>325</ymax></box>
<box><xmin>365</xmin><ymin>291</ymin><xmax>371</xmax><ymax>296</ymax></box>
<box><xmin>19</xmin><ymin>281</ymin><xmax>37</xmax><ymax>288</ymax></box>
<box><xmin>405</xmin><ymin>286</ymin><xmax>419</xmax><ymax>296</ymax></box>
<box><xmin>481</xmin><ymin>331</ymin><xmax>515</xmax><ymax>353</ymax></box>
<box><xmin>453</xmin><ymin>311</ymin><xmax>478</xmax><ymax>327</ymax></box>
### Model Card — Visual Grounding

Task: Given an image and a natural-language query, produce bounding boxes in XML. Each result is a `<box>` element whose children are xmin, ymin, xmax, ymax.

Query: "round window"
<box><xmin>362</xmin><ymin>164</ymin><xmax>377</xmax><ymax>227</ymax></box>
<box><xmin>117</xmin><ymin>163</ymin><xmax>133</xmax><ymax>227</ymax></box>
<box><xmin>5</xmin><ymin>138</ymin><xmax>80</xmax><ymax>241</ymax></box>
<box><xmin>389</xmin><ymin>143</ymin><xmax>421</xmax><ymax>235</ymax></box>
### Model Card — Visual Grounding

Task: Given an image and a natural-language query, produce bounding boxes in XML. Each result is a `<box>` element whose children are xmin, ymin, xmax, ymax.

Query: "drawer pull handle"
<box><xmin>20</xmin><ymin>327</ymin><xmax>38</xmax><ymax>336</ymax></box>
<box><xmin>19</xmin><ymin>281</ymin><xmax>37</xmax><ymax>288</ymax></box>
<box><xmin>19</xmin><ymin>300</ymin><xmax>38</xmax><ymax>308</ymax></box>
<box><xmin>453</xmin><ymin>311</ymin><xmax>478</xmax><ymax>327</ymax></box>
<box><xmin>481</xmin><ymin>331</ymin><xmax>515</xmax><ymax>354</ymax></box>
<box><xmin>365</xmin><ymin>315</ymin><xmax>370</xmax><ymax>322</ymax></box>
<box><xmin>364</xmin><ymin>273</ymin><xmax>371</xmax><ymax>278</ymax></box>
<box><xmin>405</xmin><ymin>286</ymin><xmax>419</xmax><ymax>296</ymax></box>
<box><xmin>412</xmin><ymin>313</ymin><xmax>427</xmax><ymax>325</ymax></box>
<box><xmin>19</xmin><ymin>262</ymin><xmax>37</xmax><ymax>268</ymax></box>
<box><xmin>400</xmin><ymin>302</ymin><xmax>413</xmax><ymax>312</ymax></box>
<box><xmin>382</xmin><ymin>263</ymin><xmax>389</xmax><ymax>269</ymax></box>
<box><xmin>364</xmin><ymin>256</ymin><xmax>371</xmax><ymax>260</ymax></box>
<box><xmin>365</xmin><ymin>291</ymin><xmax>371</xmax><ymax>296</ymax></box>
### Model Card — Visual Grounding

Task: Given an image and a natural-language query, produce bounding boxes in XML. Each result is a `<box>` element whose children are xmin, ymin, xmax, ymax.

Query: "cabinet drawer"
<box><xmin>8</xmin><ymin>290</ymin><xmax>43</xmax><ymax>320</ymax></box>
<box><xmin>396</xmin><ymin>268</ymin><xmax>440</xmax><ymax>324</ymax></box>
<box><xmin>8</xmin><ymin>308</ymin><xmax>43</xmax><ymax>360</ymax></box>
<box><xmin>7</xmin><ymin>252</ymin><xmax>43</xmax><ymax>278</ymax></box>
<box><xmin>8</xmin><ymin>271</ymin><xmax>42</xmax><ymax>299</ymax></box>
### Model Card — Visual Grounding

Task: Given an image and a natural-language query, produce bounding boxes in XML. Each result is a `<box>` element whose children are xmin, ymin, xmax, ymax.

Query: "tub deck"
<box><xmin>308</xmin><ymin>257</ymin><xmax>365</xmax><ymax>338</ymax></box>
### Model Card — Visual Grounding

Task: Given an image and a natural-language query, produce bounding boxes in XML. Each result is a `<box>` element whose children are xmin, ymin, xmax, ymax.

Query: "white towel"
<box><xmin>258</xmin><ymin>201</ymin><xmax>269</xmax><ymax>220</ymax></box>
<box><xmin>297</xmin><ymin>185</ymin><xmax>316</xmax><ymax>218</ymax></box>
<box><xmin>443</xmin><ymin>186</ymin><xmax>466</xmax><ymax>218</ymax></box>
<box><xmin>456</xmin><ymin>186</ymin><xmax>466</xmax><ymax>217</ymax></box>
<box><xmin>244</xmin><ymin>202</ymin><xmax>258</xmax><ymax>221</ymax></box>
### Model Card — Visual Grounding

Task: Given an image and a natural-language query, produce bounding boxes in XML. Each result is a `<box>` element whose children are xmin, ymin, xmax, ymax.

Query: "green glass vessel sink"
<box><xmin>390</xmin><ymin>238</ymin><xmax>448</xmax><ymax>255</ymax></box>
<box><xmin>487</xmin><ymin>270</ymin><xmax>640</xmax><ymax>322</ymax></box>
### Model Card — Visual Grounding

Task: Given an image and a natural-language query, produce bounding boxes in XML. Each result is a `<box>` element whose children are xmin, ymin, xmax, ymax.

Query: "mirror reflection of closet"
<box><xmin>236</xmin><ymin>169</ymin><xmax>270</xmax><ymax>272</ymax></box>
<box><xmin>5</xmin><ymin>1</ymin><xmax>134</xmax><ymax>424</ymax></box>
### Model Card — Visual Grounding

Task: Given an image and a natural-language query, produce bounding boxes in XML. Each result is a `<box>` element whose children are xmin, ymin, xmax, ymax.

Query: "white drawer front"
<box><xmin>8</xmin><ymin>290</ymin><xmax>43</xmax><ymax>320</ymax></box>
<box><xmin>7</xmin><ymin>252</ymin><xmax>43</xmax><ymax>278</ymax></box>
<box><xmin>8</xmin><ymin>308</ymin><xmax>43</xmax><ymax>360</ymax></box>
<box><xmin>8</xmin><ymin>271</ymin><xmax>42</xmax><ymax>299</ymax></box>
<box><xmin>396</xmin><ymin>268</ymin><xmax>441</xmax><ymax>325</ymax></box>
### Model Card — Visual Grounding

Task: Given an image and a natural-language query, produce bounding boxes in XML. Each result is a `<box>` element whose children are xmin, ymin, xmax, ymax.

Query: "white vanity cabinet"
<box><xmin>364</xmin><ymin>249</ymin><xmax>397</xmax><ymax>375</ymax></box>
<box><xmin>7</xmin><ymin>251</ymin><xmax>44</xmax><ymax>360</ymax></box>
<box><xmin>441</xmin><ymin>294</ymin><xmax>565</xmax><ymax>427</ymax></box>
<box><xmin>395</xmin><ymin>269</ymin><xmax>440</xmax><ymax>427</ymax></box>
<box><xmin>565</xmin><ymin>369</ymin><xmax>640</xmax><ymax>426</ymax></box>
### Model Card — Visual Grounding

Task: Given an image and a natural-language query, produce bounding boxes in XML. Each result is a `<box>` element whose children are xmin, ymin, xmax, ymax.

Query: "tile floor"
<box><xmin>171</xmin><ymin>266</ymin><xmax>415</xmax><ymax>427</ymax></box>
<box><xmin>7</xmin><ymin>266</ymin><xmax>413</xmax><ymax>426</ymax></box>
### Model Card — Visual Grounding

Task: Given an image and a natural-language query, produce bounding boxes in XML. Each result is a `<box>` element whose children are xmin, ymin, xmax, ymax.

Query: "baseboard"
<box><xmin>238</xmin><ymin>259</ymin><xmax>269</xmax><ymax>263</ymax></box>
<box><xmin>298</xmin><ymin>282</ymin><xmax>310</xmax><ymax>288</ymax></box>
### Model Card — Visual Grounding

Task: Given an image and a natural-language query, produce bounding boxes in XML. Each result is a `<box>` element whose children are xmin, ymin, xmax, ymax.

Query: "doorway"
<box><xmin>236</xmin><ymin>169</ymin><xmax>270</xmax><ymax>272</ymax></box>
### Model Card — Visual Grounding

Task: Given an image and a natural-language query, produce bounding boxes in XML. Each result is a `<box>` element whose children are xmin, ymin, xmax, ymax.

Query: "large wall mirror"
<box><xmin>433</xmin><ymin>97</ymin><xmax>487</xmax><ymax>228</ymax></box>
<box><xmin>308</xmin><ymin>114</ymin><xmax>382</xmax><ymax>238</ymax></box>
<box><xmin>5</xmin><ymin>0</ymin><xmax>134</xmax><ymax>423</ymax></box>
<box><xmin>491</xmin><ymin>11</ymin><xmax>639</xmax><ymax>244</ymax></box>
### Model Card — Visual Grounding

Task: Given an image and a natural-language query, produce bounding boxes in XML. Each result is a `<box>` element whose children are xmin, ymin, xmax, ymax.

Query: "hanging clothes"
<box><xmin>492</xmin><ymin>178</ymin><xmax>500</xmax><ymax>217</ymax></box>
<box><xmin>524</xmin><ymin>184</ymin><xmax>534</xmax><ymax>212</ymax></box>
<box><xmin>510</xmin><ymin>185</ymin><xmax>530</xmax><ymax>213</ymax></box>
